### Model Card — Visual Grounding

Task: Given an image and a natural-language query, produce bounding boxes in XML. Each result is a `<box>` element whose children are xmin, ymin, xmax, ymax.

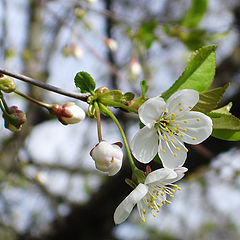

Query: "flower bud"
<box><xmin>0</xmin><ymin>74</ymin><xmax>16</xmax><ymax>93</ymax></box>
<box><xmin>90</xmin><ymin>141</ymin><xmax>123</xmax><ymax>176</ymax></box>
<box><xmin>104</xmin><ymin>38</ymin><xmax>118</xmax><ymax>51</ymax></box>
<box><xmin>50</xmin><ymin>102</ymin><xmax>85</xmax><ymax>125</ymax></box>
<box><xmin>3</xmin><ymin>106</ymin><xmax>26</xmax><ymax>132</ymax></box>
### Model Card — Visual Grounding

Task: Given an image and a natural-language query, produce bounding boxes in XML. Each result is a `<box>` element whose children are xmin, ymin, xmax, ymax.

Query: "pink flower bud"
<box><xmin>51</xmin><ymin>102</ymin><xmax>85</xmax><ymax>125</ymax></box>
<box><xmin>3</xmin><ymin>106</ymin><xmax>26</xmax><ymax>132</ymax></box>
<box><xmin>90</xmin><ymin>141</ymin><xmax>123</xmax><ymax>176</ymax></box>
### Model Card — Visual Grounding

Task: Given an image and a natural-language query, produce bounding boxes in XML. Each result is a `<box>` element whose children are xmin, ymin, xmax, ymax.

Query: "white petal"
<box><xmin>145</xmin><ymin>167</ymin><xmax>177</xmax><ymax>185</ymax></box>
<box><xmin>131</xmin><ymin>126</ymin><xmax>158</xmax><ymax>163</ymax></box>
<box><xmin>114</xmin><ymin>183</ymin><xmax>148</xmax><ymax>224</ymax></box>
<box><xmin>168</xmin><ymin>167</ymin><xmax>188</xmax><ymax>183</ymax></box>
<box><xmin>158</xmin><ymin>134</ymin><xmax>187</xmax><ymax>169</ymax></box>
<box><xmin>174</xmin><ymin>111</ymin><xmax>212</xmax><ymax>144</ymax></box>
<box><xmin>166</xmin><ymin>89</ymin><xmax>199</xmax><ymax>117</ymax></box>
<box><xmin>138</xmin><ymin>97</ymin><xmax>166</xmax><ymax>127</ymax></box>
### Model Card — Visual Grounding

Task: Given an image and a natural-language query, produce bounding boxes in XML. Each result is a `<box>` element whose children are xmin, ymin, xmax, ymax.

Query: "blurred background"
<box><xmin>0</xmin><ymin>0</ymin><xmax>240</xmax><ymax>239</ymax></box>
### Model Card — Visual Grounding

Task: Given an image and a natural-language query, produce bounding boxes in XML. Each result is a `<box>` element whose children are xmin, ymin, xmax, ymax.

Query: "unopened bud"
<box><xmin>88</xmin><ymin>103</ymin><xmax>97</xmax><ymax>119</ymax></box>
<box><xmin>130</xmin><ymin>58</ymin><xmax>142</xmax><ymax>76</ymax></box>
<box><xmin>104</xmin><ymin>38</ymin><xmax>118</xmax><ymax>51</ymax></box>
<box><xmin>0</xmin><ymin>74</ymin><xmax>16</xmax><ymax>93</ymax></box>
<box><xmin>62</xmin><ymin>44</ymin><xmax>83</xmax><ymax>59</ymax></box>
<box><xmin>51</xmin><ymin>102</ymin><xmax>85</xmax><ymax>125</ymax></box>
<box><xmin>3</xmin><ymin>106</ymin><xmax>26</xmax><ymax>132</ymax></box>
<box><xmin>90</xmin><ymin>141</ymin><xmax>123</xmax><ymax>176</ymax></box>
<box><xmin>95</xmin><ymin>86</ymin><xmax>109</xmax><ymax>95</ymax></box>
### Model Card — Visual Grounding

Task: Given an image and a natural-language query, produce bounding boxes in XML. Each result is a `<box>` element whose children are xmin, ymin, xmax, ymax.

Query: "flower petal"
<box><xmin>131</xmin><ymin>126</ymin><xmax>158</xmax><ymax>163</ymax></box>
<box><xmin>174</xmin><ymin>111</ymin><xmax>212</xmax><ymax>144</ymax></box>
<box><xmin>168</xmin><ymin>167</ymin><xmax>188</xmax><ymax>183</ymax></box>
<box><xmin>158</xmin><ymin>134</ymin><xmax>187</xmax><ymax>169</ymax></box>
<box><xmin>138</xmin><ymin>97</ymin><xmax>166</xmax><ymax>127</ymax></box>
<box><xmin>145</xmin><ymin>167</ymin><xmax>177</xmax><ymax>185</ymax></box>
<box><xmin>166</xmin><ymin>89</ymin><xmax>199</xmax><ymax>117</ymax></box>
<box><xmin>114</xmin><ymin>183</ymin><xmax>148</xmax><ymax>224</ymax></box>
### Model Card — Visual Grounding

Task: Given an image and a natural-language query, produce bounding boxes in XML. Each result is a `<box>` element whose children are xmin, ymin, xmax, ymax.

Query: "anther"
<box><xmin>180</xmin><ymin>134</ymin><xmax>184</xmax><ymax>137</ymax></box>
<box><xmin>179</xmin><ymin>108</ymin><xmax>183</xmax><ymax>111</ymax></box>
<box><xmin>183</xmin><ymin>128</ymin><xmax>187</xmax><ymax>132</ymax></box>
<box><xmin>170</xmin><ymin>139</ymin><xmax>174</xmax><ymax>142</ymax></box>
<box><xmin>162</xmin><ymin>201</ymin><xmax>166</xmax><ymax>205</ymax></box>
<box><xmin>176</xmin><ymin>147</ymin><xmax>180</xmax><ymax>151</ymax></box>
<box><xmin>192</xmin><ymin>137</ymin><xmax>196</xmax><ymax>140</ymax></box>
<box><xmin>173</xmin><ymin>153</ymin><xmax>177</xmax><ymax>157</ymax></box>
<box><xmin>162</xmin><ymin>149</ymin><xmax>166</xmax><ymax>153</ymax></box>
<box><xmin>196</xmin><ymin>118</ymin><xmax>200</xmax><ymax>121</ymax></box>
<box><xmin>153</xmin><ymin>213</ymin><xmax>156</xmax><ymax>217</ymax></box>
<box><xmin>189</xmin><ymin>106</ymin><xmax>192</xmax><ymax>109</ymax></box>
<box><xmin>176</xmin><ymin>124</ymin><xmax>180</xmax><ymax>129</ymax></box>
<box><xmin>184</xmin><ymin>120</ymin><xmax>188</xmax><ymax>123</ymax></box>
<box><xmin>163</xmin><ymin>136</ymin><xmax>167</xmax><ymax>141</ymax></box>
<box><xmin>166</xmin><ymin>200</ymin><xmax>172</xmax><ymax>204</ymax></box>
<box><xmin>185</xmin><ymin>148</ymin><xmax>188</xmax><ymax>152</ymax></box>
<box><xmin>142</xmin><ymin>217</ymin><xmax>146</xmax><ymax>222</ymax></box>
<box><xmin>178</xmin><ymin>102</ymin><xmax>182</xmax><ymax>106</ymax></box>
<box><xmin>142</xmin><ymin>208</ymin><xmax>146</xmax><ymax>214</ymax></box>
<box><xmin>111</xmin><ymin>158</ymin><xmax>114</xmax><ymax>163</ymax></box>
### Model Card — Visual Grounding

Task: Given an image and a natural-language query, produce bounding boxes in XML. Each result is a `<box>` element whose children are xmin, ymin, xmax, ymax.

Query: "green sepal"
<box><xmin>125</xmin><ymin>178</ymin><xmax>137</xmax><ymax>189</ymax></box>
<box><xmin>140</xmin><ymin>80</ymin><xmax>148</xmax><ymax>98</ymax></box>
<box><xmin>74</xmin><ymin>71</ymin><xmax>96</xmax><ymax>94</ymax></box>
<box><xmin>192</xmin><ymin>83</ymin><xmax>230</xmax><ymax>113</ymax></box>
<box><xmin>132</xmin><ymin>168</ymin><xmax>146</xmax><ymax>184</ymax></box>
<box><xmin>211</xmin><ymin>102</ymin><xmax>232</xmax><ymax>114</ymax></box>
<box><xmin>162</xmin><ymin>45</ymin><xmax>217</xmax><ymax>100</ymax></box>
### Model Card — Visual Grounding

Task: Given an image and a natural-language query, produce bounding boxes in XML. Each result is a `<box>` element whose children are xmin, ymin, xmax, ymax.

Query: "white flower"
<box><xmin>114</xmin><ymin>167</ymin><xmax>187</xmax><ymax>224</ymax></box>
<box><xmin>131</xmin><ymin>89</ymin><xmax>212</xmax><ymax>168</ymax></box>
<box><xmin>90</xmin><ymin>141</ymin><xmax>123</xmax><ymax>176</ymax></box>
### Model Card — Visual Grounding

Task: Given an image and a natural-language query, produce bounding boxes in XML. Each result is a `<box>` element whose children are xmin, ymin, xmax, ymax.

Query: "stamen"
<box><xmin>172</xmin><ymin>120</ymin><xmax>176</xmax><ymax>123</ymax></box>
<box><xmin>142</xmin><ymin>217</ymin><xmax>146</xmax><ymax>222</ymax></box>
<box><xmin>111</xmin><ymin>157</ymin><xmax>114</xmax><ymax>163</ymax></box>
<box><xmin>183</xmin><ymin>128</ymin><xmax>187</xmax><ymax>132</ymax></box>
<box><xmin>180</xmin><ymin>134</ymin><xmax>184</xmax><ymax>137</ymax></box>
<box><xmin>179</xmin><ymin>108</ymin><xmax>183</xmax><ymax>111</ymax></box>
<box><xmin>169</xmin><ymin>132</ymin><xmax>173</xmax><ymax>136</ymax></box>
<box><xmin>166</xmin><ymin>200</ymin><xmax>172</xmax><ymax>204</ymax></box>
<box><xmin>184</xmin><ymin>120</ymin><xmax>188</xmax><ymax>123</ymax></box>
<box><xmin>166</xmin><ymin>120</ymin><xmax>170</xmax><ymax>124</ymax></box>
<box><xmin>189</xmin><ymin>106</ymin><xmax>192</xmax><ymax>109</ymax></box>
<box><xmin>176</xmin><ymin>147</ymin><xmax>180</xmax><ymax>151</ymax></box>
<box><xmin>142</xmin><ymin>208</ymin><xmax>146</xmax><ymax>214</ymax></box>
<box><xmin>176</xmin><ymin>124</ymin><xmax>180</xmax><ymax>129</ymax></box>
<box><xmin>196</xmin><ymin>118</ymin><xmax>200</xmax><ymax>121</ymax></box>
<box><xmin>178</xmin><ymin>102</ymin><xmax>182</xmax><ymax>106</ymax></box>
<box><xmin>153</xmin><ymin>120</ymin><xmax>156</xmax><ymax>124</ymax></box>
<box><xmin>192</xmin><ymin>137</ymin><xmax>196</xmax><ymax>140</ymax></box>
<box><xmin>185</xmin><ymin>148</ymin><xmax>188</xmax><ymax>152</ymax></box>
<box><xmin>153</xmin><ymin>213</ymin><xmax>156</xmax><ymax>217</ymax></box>
<box><xmin>163</xmin><ymin>136</ymin><xmax>167</xmax><ymax>141</ymax></box>
<box><xmin>170</xmin><ymin>139</ymin><xmax>174</xmax><ymax>142</ymax></box>
<box><xmin>173</xmin><ymin>153</ymin><xmax>177</xmax><ymax>157</ymax></box>
<box><xmin>162</xmin><ymin>149</ymin><xmax>166</xmax><ymax>153</ymax></box>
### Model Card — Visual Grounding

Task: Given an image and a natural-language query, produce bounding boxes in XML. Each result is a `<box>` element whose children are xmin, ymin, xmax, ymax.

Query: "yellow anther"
<box><xmin>174</xmin><ymin>184</ymin><xmax>178</xmax><ymax>188</ymax></box>
<box><xmin>189</xmin><ymin>106</ymin><xmax>192</xmax><ymax>109</ymax></box>
<box><xmin>142</xmin><ymin>217</ymin><xmax>146</xmax><ymax>223</ymax></box>
<box><xmin>153</xmin><ymin>120</ymin><xmax>156</xmax><ymax>124</ymax></box>
<box><xmin>180</xmin><ymin>134</ymin><xmax>184</xmax><ymax>137</ymax></box>
<box><xmin>173</xmin><ymin>153</ymin><xmax>177</xmax><ymax>157</ymax></box>
<box><xmin>157</xmin><ymin>209</ymin><xmax>160</xmax><ymax>213</ymax></box>
<box><xmin>170</xmin><ymin>195</ymin><xmax>174</xmax><ymax>198</ymax></box>
<box><xmin>170</xmin><ymin>139</ymin><xmax>174</xmax><ymax>142</ymax></box>
<box><xmin>166</xmin><ymin>127</ymin><xmax>170</xmax><ymax>132</ymax></box>
<box><xmin>153</xmin><ymin>190</ymin><xmax>156</xmax><ymax>193</ymax></box>
<box><xmin>142</xmin><ymin>208</ymin><xmax>146</xmax><ymax>214</ymax></box>
<box><xmin>111</xmin><ymin>158</ymin><xmax>114</xmax><ymax>163</ymax></box>
<box><xmin>177</xmin><ymin>187</ymin><xmax>181</xmax><ymax>191</ymax></box>
<box><xmin>153</xmin><ymin>206</ymin><xmax>157</xmax><ymax>210</ymax></box>
<box><xmin>163</xmin><ymin>123</ymin><xmax>167</xmax><ymax>127</ymax></box>
<box><xmin>184</xmin><ymin>120</ymin><xmax>188</xmax><ymax>123</ymax></box>
<box><xmin>183</xmin><ymin>128</ymin><xmax>187</xmax><ymax>132</ymax></box>
<box><xmin>172</xmin><ymin>119</ymin><xmax>176</xmax><ymax>123</ymax></box>
<box><xmin>178</xmin><ymin>102</ymin><xmax>182</xmax><ymax>106</ymax></box>
<box><xmin>161</xmin><ymin>192</ymin><xmax>164</xmax><ymax>196</ymax></box>
<box><xmin>167</xmin><ymin>200</ymin><xmax>172</xmax><ymax>204</ymax></box>
<box><xmin>166</xmin><ymin>120</ymin><xmax>170</xmax><ymax>124</ymax></box>
<box><xmin>179</xmin><ymin>108</ymin><xmax>183</xmax><ymax>111</ymax></box>
<box><xmin>176</xmin><ymin>124</ymin><xmax>180</xmax><ymax>129</ymax></box>
<box><xmin>162</xmin><ymin>187</ymin><xmax>166</xmax><ymax>191</ymax></box>
<box><xmin>153</xmin><ymin>196</ymin><xmax>157</xmax><ymax>200</ymax></box>
<box><xmin>163</xmin><ymin>110</ymin><xmax>167</xmax><ymax>114</ymax></box>
<box><xmin>153</xmin><ymin>213</ymin><xmax>156</xmax><ymax>217</ymax></box>
<box><xmin>148</xmin><ymin>204</ymin><xmax>151</xmax><ymax>209</ymax></box>
<box><xmin>192</xmin><ymin>137</ymin><xmax>196</xmax><ymax>140</ymax></box>
<box><xmin>163</xmin><ymin>136</ymin><xmax>167</xmax><ymax>141</ymax></box>
<box><xmin>162</xmin><ymin>149</ymin><xmax>166</xmax><ymax>153</ymax></box>
<box><xmin>147</xmin><ymin>199</ymin><xmax>149</xmax><ymax>202</ymax></box>
<box><xmin>171</xmin><ymin>189</ymin><xmax>175</xmax><ymax>193</ymax></box>
<box><xmin>176</xmin><ymin>147</ymin><xmax>180</xmax><ymax>151</ymax></box>
<box><xmin>157</xmin><ymin>204</ymin><xmax>162</xmax><ymax>208</ymax></box>
<box><xmin>176</xmin><ymin>130</ymin><xmax>179</xmax><ymax>133</ymax></box>
<box><xmin>161</xmin><ymin>118</ymin><xmax>164</xmax><ymax>121</ymax></box>
<box><xmin>185</xmin><ymin>148</ymin><xmax>188</xmax><ymax>152</ymax></box>
<box><xmin>156</xmin><ymin>192</ymin><xmax>159</xmax><ymax>196</ymax></box>
<box><xmin>162</xmin><ymin>201</ymin><xmax>166</xmax><ymax>205</ymax></box>
<box><xmin>169</xmin><ymin>132</ymin><xmax>173</xmax><ymax>136</ymax></box>
<box><xmin>171</xmin><ymin>113</ymin><xmax>175</xmax><ymax>117</ymax></box>
<box><xmin>196</xmin><ymin>118</ymin><xmax>200</xmax><ymax>121</ymax></box>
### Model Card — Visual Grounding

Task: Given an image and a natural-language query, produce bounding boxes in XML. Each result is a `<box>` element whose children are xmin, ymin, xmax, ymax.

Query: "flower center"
<box><xmin>140</xmin><ymin>183</ymin><xmax>181</xmax><ymax>222</ymax></box>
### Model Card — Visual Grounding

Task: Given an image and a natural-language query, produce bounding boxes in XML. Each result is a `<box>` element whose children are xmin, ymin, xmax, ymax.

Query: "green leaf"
<box><xmin>211</xmin><ymin>102</ymin><xmax>232</xmax><ymax>114</ymax></box>
<box><xmin>140</xmin><ymin>80</ymin><xmax>148</xmax><ymax>98</ymax></box>
<box><xmin>208</xmin><ymin>112</ymin><xmax>240</xmax><ymax>130</ymax></box>
<box><xmin>136</xmin><ymin>20</ymin><xmax>158</xmax><ymax>49</ymax></box>
<box><xmin>74</xmin><ymin>71</ymin><xmax>96</xmax><ymax>93</ymax></box>
<box><xmin>211</xmin><ymin>129</ymin><xmax>240</xmax><ymax>141</ymax></box>
<box><xmin>192</xmin><ymin>83</ymin><xmax>230</xmax><ymax>113</ymax></box>
<box><xmin>181</xmin><ymin>0</ymin><xmax>208</xmax><ymax>28</ymax></box>
<box><xmin>162</xmin><ymin>45</ymin><xmax>217</xmax><ymax>100</ymax></box>
<box><xmin>124</xmin><ymin>92</ymin><xmax>135</xmax><ymax>101</ymax></box>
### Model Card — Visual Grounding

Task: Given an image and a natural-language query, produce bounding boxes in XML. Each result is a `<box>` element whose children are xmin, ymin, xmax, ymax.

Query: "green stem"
<box><xmin>98</xmin><ymin>103</ymin><xmax>137</xmax><ymax>172</ymax></box>
<box><xmin>94</xmin><ymin>101</ymin><xmax>102</xmax><ymax>142</ymax></box>
<box><xmin>0</xmin><ymin>93</ymin><xmax>10</xmax><ymax>113</ymax></box>
<box><xmin>0</xmin><ymin>99</ymin><xmax>9</xmax><ymax>115</ymax></box>
<box><xmin>14</xmin><ymin>90</ymin><xmax>52</xmax><ymax>110</ymax></box>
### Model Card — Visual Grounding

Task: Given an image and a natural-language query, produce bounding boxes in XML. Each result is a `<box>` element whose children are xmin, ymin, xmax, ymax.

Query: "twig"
<box><xmin>0</xmin><ymin>68</ymin><xmax>89</xmax><ymax>102</ymax></box>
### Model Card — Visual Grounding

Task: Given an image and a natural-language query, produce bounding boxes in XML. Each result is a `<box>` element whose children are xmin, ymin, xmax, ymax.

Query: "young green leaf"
<box><xmin>74</xmin><ymin>71</ymin><xmax>96</xmax><ymax>94</ymax></box>
<box><xmin>181</xmin><ymin>0</ymin><xmax>208</xmax><ymax>28</ymax></box>
<box><xmin>211</xmin><ymin>129</ymin><xmax>240</xmax><ymax>141</ymax></box>
<box><xmin>211</xmin><ymin>102</ymin><xmax>232</xmax><ymax>114</ymax></box>
<box><xmin>140</xmin><ymin>80</ymin><xmax>148</xmax><ymax>98</ymax></box>
<box><xmin>192</xmin><ymin>83</ymin><xmax>230</xmax><ymax>113</ymax></box>
<box><xmin>162</xmin><ymin>45</ymin><xmax>217</xmax><ymax>100</ymax></box>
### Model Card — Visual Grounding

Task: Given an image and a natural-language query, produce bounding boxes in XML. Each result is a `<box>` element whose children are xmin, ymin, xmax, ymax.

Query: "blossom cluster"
<box><xmin>113</xmin><ymin>89</ymin><xmax>212</xmax><ymax>224</ymax></box>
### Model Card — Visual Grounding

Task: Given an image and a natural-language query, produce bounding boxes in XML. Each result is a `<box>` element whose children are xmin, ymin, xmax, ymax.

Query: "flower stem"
<box><xmin>0</xmin><ymin>93</ymin><xmax>10</xmax><ymax>113</ymax></box>
<box><xmin>0</xmin><ymin>98</ymin><xmax>9</xmax><ymax>115</ymax></box>
<box><xmin>94</xmin><ymin>101</ymin><xmax>103</xmax><ymax>142</ymax></box>
<box><xmin>14</xmin><ymin>90</ymin><xmax>52</xmax><ymax>110</ymax></box>
<box><xmin>98</xmin><ymin>103</ymin><xmax>137</xmax><ymax>172</ymax></box>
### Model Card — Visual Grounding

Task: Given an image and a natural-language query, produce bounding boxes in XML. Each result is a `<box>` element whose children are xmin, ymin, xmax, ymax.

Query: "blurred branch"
<box><xmin>0</xmin><ymin>68</ymin><xmax>89</xmax><ymax>101</ymax></box>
